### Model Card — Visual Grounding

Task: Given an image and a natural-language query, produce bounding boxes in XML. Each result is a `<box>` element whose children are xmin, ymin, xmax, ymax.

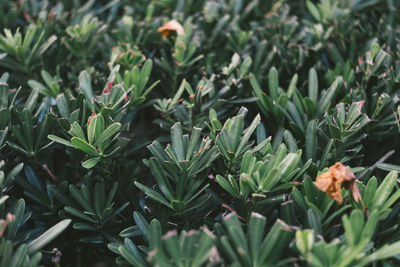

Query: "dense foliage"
<box><xmin>0</xmin><ymin>0</ymin><xmax>400</xmax><ymax>266</ymax></box>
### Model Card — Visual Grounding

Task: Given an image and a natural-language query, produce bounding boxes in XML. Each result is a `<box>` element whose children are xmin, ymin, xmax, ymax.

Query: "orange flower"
<box><xmin>157</xmin><ymin>20</ymin><xmax>185</xmax><ymax>38</ymax></box>
<box><xmin>314</xmin><ymin>162</ymin><xmax>361</xmax><ymax>204</ymax></box>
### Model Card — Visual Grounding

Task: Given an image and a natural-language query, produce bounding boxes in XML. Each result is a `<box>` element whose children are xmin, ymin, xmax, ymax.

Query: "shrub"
<box><xmin>0</xmin><ymin>0</ymin><xmax>400</xmax><ymax>266</ymax></box>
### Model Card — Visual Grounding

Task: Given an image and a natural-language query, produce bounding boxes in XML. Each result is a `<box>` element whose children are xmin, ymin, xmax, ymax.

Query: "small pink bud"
<box><xmin>6</xmin><ymin>213</ymin><xmax>15</xmax><ymax>222</ymax></box>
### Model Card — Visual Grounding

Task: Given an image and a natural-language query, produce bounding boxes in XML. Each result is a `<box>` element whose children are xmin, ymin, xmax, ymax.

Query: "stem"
<box><xmin>357</xmin><ymin>150</ymin><xmax>395</xmax><ymax>180</ymax></box>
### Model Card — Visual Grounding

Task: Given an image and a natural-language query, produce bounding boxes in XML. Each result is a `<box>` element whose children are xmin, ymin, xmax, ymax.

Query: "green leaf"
<box><xmin>147</xmin><ymin>158</ymin><xmax>174</xmax><ymax>201</ymax></box>
<box><xmin>149</xmin><ymin>219</ymin><xmax>162</xmax><ymax>250</ymax></box>
<box><xmin>94</xmin><ymin>114</ymin><xmax>105</xmax><ymax>142</ymax></box>
<box><xmin>220</xmin><ymin>235</ymin><xmax>240</xmax><ymax>263</ymax></box>
<box><xmin>287</xmin><ymin>74</ymin><xmax>298</xmax><ymax>98</ymax></box>
<box><xmin>307</xmin><ymin>209</ymin><xmax>322</xmax><ymax>235</ymax></box>
<box><xmin>223</xmin><ymin>213</ymin><xmax>250</xmax><ymax>265</ymax></box>
<box><xmin>27</xmin><ymin>219</ymin><xmax>71</xmax><ymax>254</ymax></box>
<box><xmin>10</xmin><ymin>244</ymin><xmax>27</xmax><ymax>267</ymax></box>
<box><xmin>279</xmin><ymin>152</ymin><xmax>301</xmax><ymax>182</ymax></box>
<box><xmin>235</xmin><ymin>114</ymin><xmax>260</xmax><ymax>157</ymax></box>
<box><xmin>286</xmin><ymin>102</ymin><xmax>304</xmax><ymax>131</ymax></box>
<box><xmin>64</xmin><ymin>206</ymin><xmax>97</xmax><ymax>223</ymax></box>
<box><xmin>249</xmin><ymin>212</ymin><xmax>266</xmax><ymax>263</ymax></box>
<box><xmin>360</xmin><ymin>210</ymin><xmax>379</xmax><ymax>243</ymax></box>
<box><xmin>7</xmin><ymin>162</ymin><xmax>24</xmax><ymax>181</ymax></box>
<box><xmin>259</xmin><ymin>219</ymin><xmax>293</xmax><ymax>264</ymax></box>
<box><xmin>133</xmin><ymin>212</ymin><xmax>149</xmax><ymax>240</ymax></box>
<box><xmin>24</xmin><ymin>88</ymin><xmax>39</xmax><ymax>113</ymax></box>
<box><xmin>21</xmin><ymin>109</ymin><xmax>33</xmax><ymax>151</ymax></box>
<box><xmin>295</xmin><ymin>229</ymin><xmax>314</xmax><ymax>256</ymax></box>
<box><xmin>363</xmin><ymin>177</ymin><xmax>377</xmax><ymax>208</ymax></box>
<box><xmin>170</xmin><ymin>122</ymin><xmax>185</xmax><ymax>162</ymax></box>
<box><xmin>7</xmin><ymin>199</ymin><xmax>26</xmax><ymax>240</ymax></box>
<box><xmin>319</xmin><ymin>139</ymin><xmax>333</xmax><ymax>168</ymax></box>
<box><xmin>79</xmin><ymin>70</ymin><xmax>94</xmax><ymax>110</ymax></box>
<box><xmin>239</xmin><ymin>57</ymin><xmax>252</xmax><ymax>78</ymax></box>
<box><xmin>47</xmin><ymin>135</ymin><xmax>74</xmax><ymax>147</ymax></box>
<box><xmin>216</xmin><ymin>175</ymin><xmax>241</xmax><ymax>198</ymax></box>
<box><xmin>209</xmin><ymin>109</ymin><xmax>222</xmax><ymax>130</ymax></box>
<box><xmin>69</xmin><ymin>122</ymin><xmax>86</xmax><ymax>140</ymax></box>
<box><xmin>119</xmin><ymin>226</ymin><xmax>142</xmax><ymax>238</ymax></box>
<box><xmin>93</xmin><ymin>122</ymin><xmax>121</xmax><ymax>147</ymax></box>
<box><xmin>376</xmin><ymin>163</ymin><xmax>400</xmax><ymax>172</ymax></box>
<box><xmin>192</xmin><ymin>227</ymin><xmax>216</xmax><ymax>266</ymax></box>
<box><xmin>382</xmin><ymin>187</ymin><xmax>400</xmax><ymax>210</ymax></box>
<box><xmin>69</xmin><ymin>184</ymin><xmax>93</xmax><ymax>212</ymax></box>
<box><xmin>73</xmin><ymin>223</ymin><xmax>97</xmax><ymax>231</ymax></box>
<box><xmin>283</xmin><ymin>130</ymin><xmax>298</xmax><ymax>153</ymax></box>
<box><xmin>82</xmin><ymin>157</ymin><xmax>100</xmax><ymax>169</ymax></box>
<box><xmin>306</xmin><ymin>120</ymin><xmax>318</xmax><ymax>162</ymax></box>
<box><xmin>148</xmin><ymin>140</ymin><xmax>170</xmax><ymax>162</ymax></box>
<box><xmin>307</xmin><ymin>0</ymin><xmax>321</xmax><ymax>22</ymax></box>
<box><xmin>268</xmin><ymin>67</ymin><xmax>279</xmax><ymax>100</ymax></box>
<box><xmin>87</xmin><ymin>113</ymin><xmax>98</xmax><ymax>144</ymax></box>
<box><xmin>370</xmin><ymin>43</ymin><xmax>380</xmax><ymax>58</ymax></box>
<box><xmin>38</xmin><ymin>34</ymin><xmax>57</xmax><ymax>56</ymax></box>
<box><xmin>303</xmin><ymin>97</ymin><xmax>316</xmax><ymax>118</ymax></box>
<box><xmin>138</xmin><ymin>59</ymin><xmax>152</xmax><ymax>92</ymax></box>
<box><xmin>308</xmin><ymin>68</ymin><xmax>318</xmax><ymax>104</ymax></box>
<box><xmin>0</xmin><ymin>195</ymin><xmax>9</xmax><ymax>205</ymax></box>
<box><xmin>317</xmin><ymin>78</ymin><xmax>341</xmax><ymax>118</ymax></box>
<box><xmin>357</xmin><ymin>241</ymin><xmax>400</xmax><ymax>266</ymax></box>
<box><xmin>118</xmin><ymin>244</ymin><xmax>146</xmax><ymax>267</ymax></box>
<box><xmin>230</xmin><ymin>115</ymin><xmax>244</xmax><ymax>153</ymax></box>
<box><xmin>134</xmin><ymin>182</ymin><xmax>171</xmax><ymax>208</ymax></box>
<box><xmin>163</xmin><ymin>230</ymin><xmax>183</xmax><ymax>265</ymax></box>
<box><xmin>93</xmin><ymin>183</ymin><xmax>105</xmax><ymax>217</ymax></box>
<box><xmin>22</xmin><ymin>24</ymin><xmax>37</xmax><ymax>52</ymax></box>
<box><xmin>372</xmin><ymin>171</ymin><xmax>397</xmax><ymax>209</ymax></box>
<box><xmin>28</xmin><ymin>80</ymin><xmax>50</xmax><ymax>97</ymax></box>
<box><xmin>71</xmin><ymin>137</ymin><xmax>100</xmax><ymax>156</ymax></box>
<box><xmin>186</xmin><ymin>127</ymin><xmax>201</xmax><ymax>160</ymax></box>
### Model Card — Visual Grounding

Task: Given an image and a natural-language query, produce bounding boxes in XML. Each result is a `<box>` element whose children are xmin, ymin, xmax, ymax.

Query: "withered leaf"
<box><xmin>157</xmin><ymin>20</ymin><xmax>185</xmax><ymax>38</ymax></box>
<box><xmin>314</xmin><ymin>162</ymin><xmax>361</xmax><ymax>204</ymax></box>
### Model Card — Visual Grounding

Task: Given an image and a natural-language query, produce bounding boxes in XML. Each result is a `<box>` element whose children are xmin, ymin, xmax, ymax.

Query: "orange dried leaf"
<box><xmin>330</xmin><ymin>162</ymin><xmax>355</xmax><ymax>183</ymax></box>
<box><xmin>157</xmin><ymin>20</ymin><xmax>185</xmax><ymax>38</ymax></box>
<box><xmin>314</xmin><ymin>162</ymin><xmax>359</xmax><ymax>204</ymax></box>
<box><xmin>348</xmin><ymin>181</ymin><xmax>362</xmax><ymax>203</ymax></box>
<box><xmin>314</xmin><ymin>171</ymin><xmax>334</xmax><ymax>192</ymax></box>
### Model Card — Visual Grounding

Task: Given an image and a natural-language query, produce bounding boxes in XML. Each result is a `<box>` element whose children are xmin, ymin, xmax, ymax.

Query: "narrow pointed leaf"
<box><xmin>27</xmin><ymin>219</ymin><xmax>71</xmax><ymax>254</ymax></box>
